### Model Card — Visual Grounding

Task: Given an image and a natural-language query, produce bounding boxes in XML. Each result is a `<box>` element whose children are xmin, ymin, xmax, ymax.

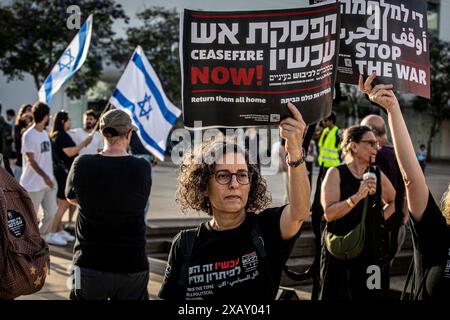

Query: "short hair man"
<box><xmin>66</xmin><ymin>109</ymin><xmax>152</xmax><ymax>300</ymax></box>
<box><xmin>361</xmin><ymin>115</ymin><xmax>407</xmax><ymax>262</ymax></box>
<box><xmin>20</xmin><ymin>102</ymin><xmax>58</xmax><ymax>239</ymax></box>
<box><xmin>6</xmin><ymin>109</ymin><xmax>15</xmax><ymax>124</ymax></box>
<box><xmin>69</xmin><ymin>109</ymin><xmax>103</xmax><ymax>155</ymax></box>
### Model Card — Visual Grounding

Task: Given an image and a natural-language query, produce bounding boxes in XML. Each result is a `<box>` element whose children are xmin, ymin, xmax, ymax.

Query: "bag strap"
<box><xmin>401</xmin><ymin>258</ymin><xmax>415</xmax><ymax>300</ymax></box>
<box><xmin>360</xmin><ymin>195</ymin><xmax>369</xmax><ymax>225</ymax></box>
<box><xmin>178</xmin><ymin>226</ymin><xmax>201</xmax><ymax>287</ymax></box>
<box><xmin>249</xmin><ymin>215</ymin><xmax>275</xmax><ymax>298</ymax></box>
<box><xmin>177</xmin><ymin>217</ymin><xmax>275</xmax><ymax>298</ymax></box>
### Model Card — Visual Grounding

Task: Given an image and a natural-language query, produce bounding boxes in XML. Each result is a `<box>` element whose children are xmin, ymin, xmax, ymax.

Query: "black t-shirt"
<box><xmin>158</xmin><ymin>206</ymin><xmax>299</xmax><ymax>301</ymax></box>
<box><xmin>54</xmin><ymin>131</ymin><xmax>76</xmax><ymax>170</ymax></box>
<box><xmin>14</xmin><ymin>122</ymin><xmax>26</xmax><ymax>167</ymax></box>
<box><xmin>409</xmin><ymin>192</ymin><xmax>450</xmax><ymax>300</ymax></box>
<box><xmin>66</xmin><ymin>154</ymin><xmax>152</xmax><ymax>273</ymax></box>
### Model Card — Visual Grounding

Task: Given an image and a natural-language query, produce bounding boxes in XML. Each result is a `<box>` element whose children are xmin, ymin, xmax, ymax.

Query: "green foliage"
<box><xmin>111</xmin><ymin>7</ymin><xmax>181</xmax><ymax>105</ymax></box>
<box><xmin>0</xmin><ymin>0</ymin><xmax>128</xmax><ymax>100</ymax></box>
<box><xmin>412</xmin><ymin>33</ymin><xmax>450</xmax><ymax>158</ymax></box>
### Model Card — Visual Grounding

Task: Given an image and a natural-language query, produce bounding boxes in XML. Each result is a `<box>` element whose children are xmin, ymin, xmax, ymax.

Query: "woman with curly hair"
<box><xmin>159</xmin><ymin>103</ymin><xmax>310</xmax><ymax>301</ymax></box>
<box><xmin>360</xmin><ymin>73</ymin><xmax>449</xmax><ymax>300</ymax></box>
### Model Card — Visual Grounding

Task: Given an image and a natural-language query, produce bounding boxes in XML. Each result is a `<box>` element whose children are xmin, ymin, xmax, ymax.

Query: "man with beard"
<box><xmin>69</xmin><ymin>109</ymin><xmax>103</xmax><ymax>155</ymax></box>
<box><xmin>20</xmin><ymin>102</ymin><xmax>58</xmax><ymax>239</ymax></box>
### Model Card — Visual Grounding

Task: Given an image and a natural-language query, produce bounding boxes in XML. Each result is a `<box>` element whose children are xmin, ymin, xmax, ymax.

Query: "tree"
<box><xmin>111</xmin><ymin>7</ymin><xmax>181</xmax><ymax>106</ymax></box>
<box><xmin>412</xmin><ymin>34</ymin><xmax>450</xmax><ymax>161</ymax></box>
<box><xmin>0</xmin><ymin>0</ymin><xmax>128</xmax><ymax>100</ymax></box>
<box><xmin>0</xmin><ymin>8</ymin><xmax>17</xmax><ymax>59</ymax></box>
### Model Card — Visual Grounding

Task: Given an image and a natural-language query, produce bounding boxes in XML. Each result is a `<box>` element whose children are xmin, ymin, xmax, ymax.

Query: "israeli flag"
<box><xmin>38</xmin><ymin>15</ymin><xmax>93</xmax><ymax>105</ymax></box>
<box><xmin>109</xmin><ymin>46</ymin><xmax>181</xmax><ymax>161</ymax></box>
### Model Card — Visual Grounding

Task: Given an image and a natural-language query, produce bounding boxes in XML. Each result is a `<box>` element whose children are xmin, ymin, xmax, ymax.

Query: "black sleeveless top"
<box><xmin>328</xmin><ymin>164</ymin><xmax>388</xmax><ymax>263</ymax></box>
<box><xmin>327</xmin><ymin>164</ymin><xmax>365</xmax><ymax>235</ymax></box>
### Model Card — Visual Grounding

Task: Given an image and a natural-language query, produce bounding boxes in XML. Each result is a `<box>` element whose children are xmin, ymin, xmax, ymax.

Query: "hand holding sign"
<box><xmin>358</xmin><ymin>72</ymin><xmax>400</xmax><ymax>113</ymax></box>
<box><xmin>279</xmin><ymin>102</ymin><xmax>306</xmax><ymax>161</ymax></box>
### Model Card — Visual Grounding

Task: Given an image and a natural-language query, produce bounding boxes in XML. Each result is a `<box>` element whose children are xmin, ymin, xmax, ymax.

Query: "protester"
<box><xmin>305</xmin><ymin>138</ymin><xmax>318</xmax><ymax>186</ymax></box>
<box><xmin>159</xmin><ymin>103</ymin><xmax>310</xmax><ymax>301</ymax></box>
<box><xmin>320</xmin><ymin>125</ymin><xmax>395</xmax><ymax>300</ymax></box>
<box><xmin>310</xmin><ymin>111</ymin><xmax>341</xmax><ymax>299</ymax></box>
<box><xmin>14</xmin><ymin>104</ymin><xmax>33</xmax><ymax>180</ymax></box>
<box><xmin>66</xmin><ymin>109</ymin><xmax>151</xmax><ymax>300</ymax></box>
<box><xmin>129</xmin><ymin>129</ymin><xmax>155</xmax><ymax>224</ymax></box>
<box><xmin>65</xmin><ymin>109</ymin><xmax>102</xmax><ymax>227</ymax></box>
<box><xmin>50</xmin><ymin>110</ymin><xmax>92</xmax><ymax>245</ymax></box>
<box><xmin>6</xmin><ymin>109</ymin><xmax>15</xmax><ymax>124</ymax></box>
<box><xmin>417</xmin><ymin>144</ymin><xmax>427</xmax><ymax>173</ymax></box>
<box><xmin>20</xmin><ymin>102</ymin><xmax>58</xmax><ymax>243</ymax></box>
<box><xmin>69</xmin><ymin>109</ymin><xmax>103</xmax><ymax>155</ymax></box>
<box><xmin>0</xmin><ymin>104</ymin><xmax>14</xmax><ymax>163</ymax></box>
<box><xmin>361</xmin><ymin>115</ymin><xmax>408</xmax><ymax>269</ymax></box>
<box><xmin>360</xmin><ymin>73</ymin><xmax>450</xmax><ymax>300</ymax></box>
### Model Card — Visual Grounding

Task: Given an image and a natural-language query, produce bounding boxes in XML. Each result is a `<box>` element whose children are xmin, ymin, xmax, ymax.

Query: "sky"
<box><xmin>112</xmin><ymin>0</ymin><xmax>317</xmax><ymax>36</ymax></box>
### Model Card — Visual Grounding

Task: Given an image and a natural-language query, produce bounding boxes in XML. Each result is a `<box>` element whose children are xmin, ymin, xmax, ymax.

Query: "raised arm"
<box><xmin>279</xmin><ymin>102</ymin><xmax>310</xmax><ymax>240</ymax></box>
<box><xmin>63</xmin><ymin>134</ymin><xmax>94</xmax><ymax>157</ymax></box>
<box><xmin>359</xmin><ymin>73</ymin><xmax>429</xmax><ymax>221</ymax></box>
<box><xmin>380</xmin><ymin>171</ymin><xmax>396</xmax><ymax>220</ymax></box>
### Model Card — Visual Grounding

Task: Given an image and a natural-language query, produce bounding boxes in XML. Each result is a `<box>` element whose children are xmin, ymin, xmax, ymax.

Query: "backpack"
<box><xmin>0</xmin><ymin>166</ymin><xmax>50</xmax><ymax>300</ymax></box>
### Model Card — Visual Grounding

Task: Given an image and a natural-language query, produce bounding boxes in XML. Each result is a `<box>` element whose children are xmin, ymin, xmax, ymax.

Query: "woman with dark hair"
<box><xmin>159</xmin><ymin>103</ymin><xmax>310</xmax><ymax>301</ymax></box>
<box><xmin>14</xmin><ymin>104</ymin><xmax>33</xmax><ymax>180</ymax></box>
<box><xmin>320</xmin><ymin>125</ymin><xmax>396</xmax><ymax>300</ymax></box>
<box><xmin>48</xmin><ymin>110</ymin><xmax>92</xmax><ymax>245</ymax></box>
<box><xmin>360</xmin><ymin>73</ymin><xmax>450</xmax><ymax>300</ymax></box>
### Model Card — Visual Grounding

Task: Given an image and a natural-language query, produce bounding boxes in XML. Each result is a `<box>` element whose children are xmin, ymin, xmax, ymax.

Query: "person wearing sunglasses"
<box><xmin>320</xmin><ymin>124</ymin><xmax>396</xmax><ymax>300</ymax></box>
<box><xmin>159</xmin><ymin>102</ymin><xmax>310</xmax><ymax>301</ymax></box>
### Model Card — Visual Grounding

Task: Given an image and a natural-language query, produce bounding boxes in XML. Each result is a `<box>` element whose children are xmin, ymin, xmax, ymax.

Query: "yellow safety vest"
<box><xmin>318</xmin><ymin>126</ymin><xmax>341</xmax><ymax>168</ymax></box>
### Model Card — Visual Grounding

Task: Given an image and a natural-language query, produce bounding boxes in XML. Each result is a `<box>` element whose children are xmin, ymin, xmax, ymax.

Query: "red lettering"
<box><xmin>229</xmin><ymin>68</ymin><xmax>255</xmax><ymax>85</ymax></box>
<box><xmin>211</xmin><ymin>67</ymin><xmax>229</xmax><ymax>84</ymax></box>
<box><xmin>191</xmin><ymin>66</ymin><xmax>209</xmax><ymax>85</ymax></box>
<box><xmin>191</xmin><ymin>66</ymin><xmax>259</xmax><ymax>86</ymax></box>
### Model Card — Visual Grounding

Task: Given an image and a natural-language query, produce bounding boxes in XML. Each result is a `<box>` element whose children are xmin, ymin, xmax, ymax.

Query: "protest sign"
<box><xmin>181</xmin><ymin>2</ymin><xmax>340</xmax><ymax>129</ymax></box>
<box><xmin>337</xmin><ymin>0</ymin><xmax>430</xmax><ymax>98</ymax></box>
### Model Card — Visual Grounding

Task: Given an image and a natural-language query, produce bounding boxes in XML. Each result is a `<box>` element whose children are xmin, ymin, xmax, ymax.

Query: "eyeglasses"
<box><xmin>211</xmin><ymin>170</ymin><xmax>251</xmax><ymax>185</ymax></box>
<box><xmin>360</xmin><ymin>140</ymin><xmax>379</xmax><ymax>148</ymax></box>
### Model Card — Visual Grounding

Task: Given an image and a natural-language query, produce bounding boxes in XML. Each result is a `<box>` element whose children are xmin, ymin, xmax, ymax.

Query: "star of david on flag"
<box><xmin>109</xmin><ymin>46</ymin><xmax>181</xmax><ymax>161</ymax></box>
<box><xmin>138</xmin><ymin>93</ymin><xmax>152</xmax><ymax>120</ymax></box>
<box><xmin>38</xmin><ymin>15</ymin><xmax>93</xmax><ymax>105</ymax></box>
<box><xmin>57</xmin><ymin>49</ymin><xmax>75</xmax><ymax>72</ymax></box>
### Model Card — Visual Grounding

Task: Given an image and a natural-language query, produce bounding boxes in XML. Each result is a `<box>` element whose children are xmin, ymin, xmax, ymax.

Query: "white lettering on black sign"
<box><xmin>7</xmin><ymin>210</ymin><xmax>26</xmax><ymax>238</ymax></box>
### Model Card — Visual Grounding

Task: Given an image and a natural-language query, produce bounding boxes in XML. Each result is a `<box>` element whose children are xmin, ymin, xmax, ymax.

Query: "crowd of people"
<box><xmin>0</xmin><ymin>74</ymin><xmax>449</xmax><ymax>300</ymax></box>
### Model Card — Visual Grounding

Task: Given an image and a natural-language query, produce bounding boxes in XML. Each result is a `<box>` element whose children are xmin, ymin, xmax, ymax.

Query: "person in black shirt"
<box><xmin>66</xmin><ymin>109</ymin><xmax>151</xmax><ymax>300</ymax></box>
<box><xmin>159</xmin><ymin>103</ymin><xmax>310</xmax><ymax>301</ymax></box>
<box><xmin>14</xmin><ymin>104</ymin><xmax>33</xmax><ymax>180</ymax></box>
<box><xmin>360</xmin><ymin>73</ymin><xmax>450</xmax><ymax>300</ymax></box>
<box><xmin>49</xmin><ymin>111</ymin><xmax>93</xmax><ymax>246</ymax></box>
<box><xmin>320</xmin><ymin>125</ymin><xmax>395</xmax><ymax>300</ymax></box>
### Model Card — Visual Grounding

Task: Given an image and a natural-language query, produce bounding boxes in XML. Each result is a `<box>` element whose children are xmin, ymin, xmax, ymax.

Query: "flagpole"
<box><xmin>92</xmin><ymin>102</ymin><xmax>113</xmax><ymax>133</ymax></box>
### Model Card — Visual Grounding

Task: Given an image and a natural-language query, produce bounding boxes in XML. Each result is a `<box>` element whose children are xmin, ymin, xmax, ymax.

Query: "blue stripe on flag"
<box><xmin>71</xmin><ymin>20</ymin><xmax>89</xmax><ymax>72</ymax></box>
<box><xmin>112</xmin><ymin>89</ymin><xmax>166</xmax><ymax>156</ymax></box>
<box><xmin>132</xmin><ymin>53</ymin><xmax>178</xmax><ymax>125</ymax></box>
<box><xmin>44</xmin><ymin>74</ymin><xmax>53</xmax><ymax>104</ymax></box>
